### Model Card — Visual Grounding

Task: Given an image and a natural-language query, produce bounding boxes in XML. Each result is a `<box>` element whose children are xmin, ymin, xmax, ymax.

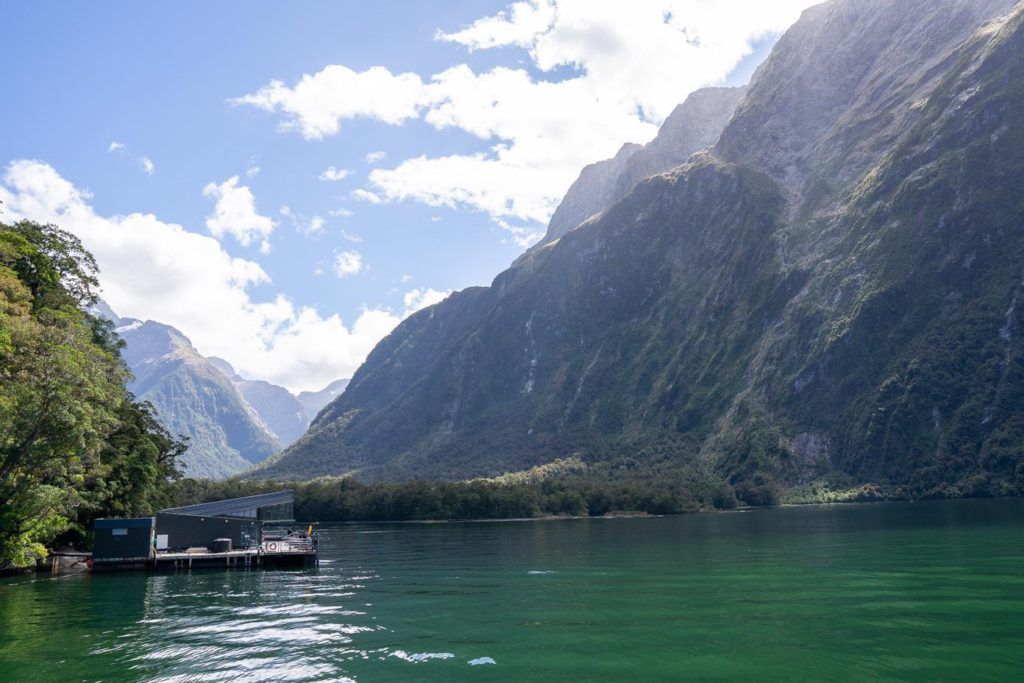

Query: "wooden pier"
<box><xmin>92</xmin><ymin>538</ymin><xmax>317</xmax><ymax>572</ymax></box>
<box><xmin>93</xmin><ymin>548</ymin><xmax>315</xmax><ymax>572</ymax></box>
<box><xmin>153</xmin><ymin>545</ymin><xmax>315</xmax><ymax>570</ymax></box>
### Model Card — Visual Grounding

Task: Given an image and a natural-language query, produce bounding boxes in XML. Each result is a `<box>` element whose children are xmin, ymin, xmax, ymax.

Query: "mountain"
<box><xmin>114</xmin><ymin>318</ymin><xmax>281</xmax><ymax>479</ymax></box>
<box><xmin>297</xmin><ymin>379</ymin><xmax>351</xmax><ymax>418</ymax></box>
<box><xmin>210</xmin><ymin>358</ymin><xmax>350</xmax><ymax>446</ymax></box>
<box><xmin>540</xmin><ymin>85</ymin><xmax>747</xmax><ymax>245</ymax></box>
<box><xmin>209</xmin><ymin>356</ymin><xmax>310</xmax><ymax>446</ymax></box>
<box><xmin>257</xmin><ymin>0</ymin><xmax>1024</xmax><ymax>501</ymax></box>
<box><xmin>543</xmin><ymin>143</ymin><xmax>642</xmax><ymax>243</ymax></box>
<box><xmin>233</xmin><ymin>377</ymin><xmax>310</xmax><ymax>447</ymax></box>
<box><xmin>93</xmin><ymin>305</ymin><xmax>350</xmax><ymax>477</ymax></box>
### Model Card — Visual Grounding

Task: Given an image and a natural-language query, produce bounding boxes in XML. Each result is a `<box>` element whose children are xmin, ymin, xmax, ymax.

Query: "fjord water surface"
<box><xmin>1</xmin><ymin>499</ymin><xmax>1022</xmax><ymax>681</ymax></box>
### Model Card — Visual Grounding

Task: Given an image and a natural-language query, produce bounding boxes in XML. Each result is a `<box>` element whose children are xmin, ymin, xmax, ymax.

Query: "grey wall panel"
<box><xmin>155</xmin><ymin>513</ymin><xmax>260</xmax><ymax>550</ymax></box>
<box><xmin>93</xmin><ymin>517</ymin><xmax>155</xmax><ymax>560</ymax></box>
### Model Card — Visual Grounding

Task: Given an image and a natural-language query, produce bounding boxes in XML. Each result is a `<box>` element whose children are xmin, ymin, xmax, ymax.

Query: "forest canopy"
<box><xmin>0</xmin><ymin>219</ymin><xmax>185</xmax><ymax>569</ymax></box>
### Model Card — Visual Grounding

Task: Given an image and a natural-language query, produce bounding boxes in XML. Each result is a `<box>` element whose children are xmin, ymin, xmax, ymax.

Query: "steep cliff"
<box><xmin>258</xmin><ymin>0</ymin><xmax>1024</xmax><ymax>500</ymax></box>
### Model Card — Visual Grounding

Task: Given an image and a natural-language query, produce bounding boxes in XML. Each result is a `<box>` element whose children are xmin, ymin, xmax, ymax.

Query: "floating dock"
<box><xmin>93</xmin><ymin>540</ymin><xmax>317</xmax><ymax>572</ymax></box>
<box><xmin>91</xmin><ymin>490</ymin><xmax>319</xmax><ymax>572</ymax></box>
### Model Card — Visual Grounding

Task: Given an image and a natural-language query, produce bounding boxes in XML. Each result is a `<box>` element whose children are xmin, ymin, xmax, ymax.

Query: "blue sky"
<box><xmin>0</xmin><ymin>0</ymin><xmax>814</xmax><ymax>391</ymax></box>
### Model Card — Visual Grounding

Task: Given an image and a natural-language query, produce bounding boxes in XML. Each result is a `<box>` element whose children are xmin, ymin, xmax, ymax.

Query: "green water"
<box><xmin>1</xmin><ymin>499</ymin><xmax>1023</xmax><ymax>682</ymax></box>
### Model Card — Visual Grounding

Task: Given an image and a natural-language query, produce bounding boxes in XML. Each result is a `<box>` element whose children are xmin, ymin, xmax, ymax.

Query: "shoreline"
<box><xmin>21</xmin><ymin>496</ymin><xmax>1018</xmax><ymax>572</ymax></box>
<box><xmin>315</xmin><ymin>495</ymin><xmax>1017</xmax><ymax>526</ymax></box>
<box><xmin>317</xmin><ymin>497</ymin><xmax>1015</xmax><ymax>528</ymax></box>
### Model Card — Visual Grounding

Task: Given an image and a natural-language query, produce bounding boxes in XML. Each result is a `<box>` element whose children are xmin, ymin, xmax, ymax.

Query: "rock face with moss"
<box><xmin>258</xmin><ymin>0</ymin><xmax>1024</xmax><ymax>499</ymax></box>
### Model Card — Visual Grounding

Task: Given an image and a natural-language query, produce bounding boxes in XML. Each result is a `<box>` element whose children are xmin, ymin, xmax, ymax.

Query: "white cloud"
<box><xmin>202</xmin><ymin>175</ymin><xmax>275</xmax><ymax>249</ymax></box>
<box><xmin>365</xmin><ymin>150</ymin><xmax>388</xmax><ymax>164</ymax></box>
<box><xmin>401</xmin><ymin>273</ymin><xmax>413</xmax><ymax>283</ymax></box>
<box><xmin>236</xmin><ymin>0</ymin><xmax>816</xmax><ymax>240</ymax></box>
<box><xmin>107</xmin><ymin>140</ymin><xmax>155</xmax><ymax>176</ymax></box>
<box><xmin>0</xmin><ymin>159</ymin><xmax>407</xmax><ymax>391</ymax></box>
<box><xmin>302</xmin><ymin>215</ymin><xmax>326</xmax><ymax>235</ymax></box>
<box><xmin>403</xmin><ymin>287</ymin><xmax>451</xmax><ymax>314</ymax></box>
<box><xmin>329</xmin><ymin>207</ymin><xmax>354</xmax><ymax>217</ymax></box>
<box><xmin>437</xmin><ymin>0</ymin><xmax>556</xmax><ymax>50</ymax></box>
<box><xmin>438</xmin><ymin>1</ymin><xmax>813</xmax><ymax>122</ymax></box>
<box><xmin>279</xmin><ymin>206</ymin><xmax>331</xmax><ymax>236</ymax></box>
<box><xmin>319</xmin><ymin>165</ymin><xmax>352</xmax><ymax>181</ymax></box>
<box><xmin>333</xmin><ymin>250</ymin><xmax>364</xmax><ymax>278</ymax></box>
<box><xmin>246</xmin><ymin>165</ymin><xmax>261</xmax><ymax>178</ymax></box>
<box><xmin>496</xmin><ymin>218</ymin><xmax>545</xmax><ymax>248</ymax></box>
<box><xmin>350</xmin><ymin>188</ymin><xmax>382</xmax><ymax>204</ymax></box>
<box><xmin>232</xmin><ymin>65</ymin><xmax>431</xmax><ymax>139</ymax></box>
<box><xmin>340</xmin><ymin>228</ymin><xmax>363</xmax><ymax>243</ymax></box>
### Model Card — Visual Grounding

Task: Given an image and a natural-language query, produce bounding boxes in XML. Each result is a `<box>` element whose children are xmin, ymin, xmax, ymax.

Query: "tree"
<box><xmin>0</xmin><ymin>220</ymin><xmax>184</xmax><ymax>568</ymax></box>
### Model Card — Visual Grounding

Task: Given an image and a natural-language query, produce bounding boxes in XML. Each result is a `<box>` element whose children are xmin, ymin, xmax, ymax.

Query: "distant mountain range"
<box><xmin>93</xmin><ymin>302</ymin><xmax>347</xmax><ymax>479</ymax></box>
<box><xmin>255</xmin><ymin>0</ymin><xmax>1024</xmax><ymax>502</ymax></box>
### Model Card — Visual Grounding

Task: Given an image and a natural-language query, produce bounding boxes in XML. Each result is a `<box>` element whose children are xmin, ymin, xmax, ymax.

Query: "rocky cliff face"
<box><xmin>612</xmin><ymin>86</ymin><xmax>748</xmax><ymax>203</ymax></box>
<box><xmin>543</xmin><ymin>143</ymin><xmax>642</xmax><ymax>243</ymax></box>
<box><xmin>540</xmin><ymin>85</ymin><xmax>746</xmax><ymax>245</ymax></box>
<box><xmin>257</xmin><ymin>0</ymin><xmax>1024</xmax><ymax>499</ymax></box>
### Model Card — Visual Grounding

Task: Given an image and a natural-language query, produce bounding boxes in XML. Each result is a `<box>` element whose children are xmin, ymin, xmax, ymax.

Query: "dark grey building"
<box><xmin>93</xmin><ymin>517</ymin><xmax>155</xmax><ymax>563</ymax></box>
<box><xmin>154</xmin><ymin>513</ymin><xmax>260</xmax><ymax>551</ymax></box>
<box><xmin>154</xmin><ymin>490</ymin><xmax>295</xmax><ymax>551</ymax></box>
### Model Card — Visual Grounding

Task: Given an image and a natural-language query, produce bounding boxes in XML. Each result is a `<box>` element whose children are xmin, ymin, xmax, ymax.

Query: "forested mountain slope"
<box><xmin>257</xmin><ymin>0</ymin><xmax>1024</xmax><ymax>501</ymax></box>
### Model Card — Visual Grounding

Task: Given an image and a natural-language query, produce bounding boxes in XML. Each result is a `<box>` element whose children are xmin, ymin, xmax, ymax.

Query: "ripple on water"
<box><xmin>388</xmin><ymin>650</ymin><xmax>455</xmax><ymax>662</ymax></box>
<box><xmin>235</xmin><ymin>604</ymin><xmax>349</xmax><ymax>617</ymax></box>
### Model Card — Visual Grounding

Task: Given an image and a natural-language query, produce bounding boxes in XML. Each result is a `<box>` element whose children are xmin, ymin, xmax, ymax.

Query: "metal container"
<box><xmin>210</xmin><ymin>537</ymin><xmax>232</xmax><ymax>553</ymax></box>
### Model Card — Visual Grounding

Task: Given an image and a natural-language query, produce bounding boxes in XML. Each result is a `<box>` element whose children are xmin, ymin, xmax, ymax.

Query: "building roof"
<box><xmin>159</xmin><ymin>490</ymin><xmax>294</xmax><ymax>517</ymax></box>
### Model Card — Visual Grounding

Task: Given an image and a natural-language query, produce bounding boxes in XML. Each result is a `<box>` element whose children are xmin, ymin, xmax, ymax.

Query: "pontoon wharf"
<box><xmin>92</xmin><ymin>490</ymin><xmax>318</xmax><ymax>571</ymax></box>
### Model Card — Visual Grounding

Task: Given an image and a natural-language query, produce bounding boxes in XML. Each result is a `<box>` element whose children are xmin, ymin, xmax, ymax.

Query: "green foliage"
<box><xmin>167</xmin><ymin>473</ymin><xmax>736</xmax><ymax>523</ymax></box>
<box><xmin>0</xmin><ymin>221</ymin><xmax>184</xmax><ymax>569</ymax></box>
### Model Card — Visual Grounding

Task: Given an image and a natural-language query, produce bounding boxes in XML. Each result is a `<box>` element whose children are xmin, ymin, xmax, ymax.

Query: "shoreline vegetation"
<box><xmin>164</xmin><ymin>475</ymin><xmax>1014</xmax><ymax>527</ymax></box>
